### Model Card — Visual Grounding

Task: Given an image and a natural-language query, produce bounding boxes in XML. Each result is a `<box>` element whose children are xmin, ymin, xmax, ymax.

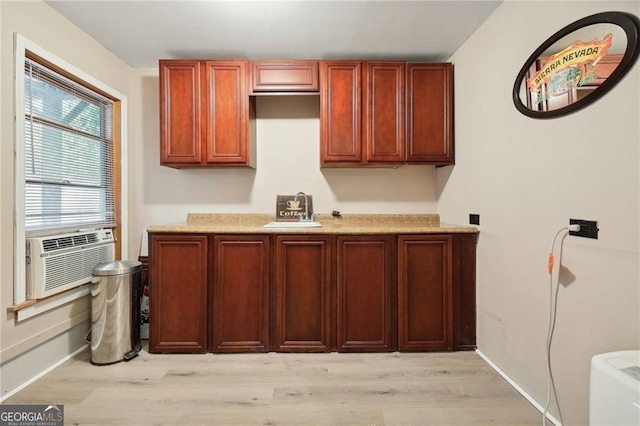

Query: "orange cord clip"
<box><xmin>547</xmin><ymin>253</ymin><xmax>555</xmax><ymax>275</ymax></box>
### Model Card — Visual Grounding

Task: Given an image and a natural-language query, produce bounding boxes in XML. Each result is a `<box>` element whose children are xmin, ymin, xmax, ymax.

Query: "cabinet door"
<box><xmin>406</xmin><ymin>63</ymin><xmax>453</xmax><ymax>165</ymax></box>
<box><xmin>159</xmin><ymin>60</ymin><xmax>203</xmax><ymax>166</ymax></box>
<box><xmin>398</xmin><ymin>235</ymin><xmax>452</xmax><ymax>351</ymax></box>
<box><xmin>149</xmin><ymin>234</ymin><xmax>208</xmax><ymax>353</ymax></box>
<box><xmin>251</xmin><ymin>61</ymin><xmax>319</xmax><ymax>93</ymax></box>
<box><xmin>211</xmin><ymin>236</ymin><xmax>270</xmax><ymax>352</ymax></box>
<box><xmin>203</xmin><ymin>61</ymin><xmax>253</xmax><ymax>166</ymax></box>
<box><xmin>364</xmin><ymin>62</ymin><xmax>405</xmax><ymax>164</ymax></box>
<box><xmin>274</xmin><ymin>236</ymin><xmax>332</xmax><ymax>352</ymax></box>
<box><xmin>320</xmin><ymin>61</ymin><xmax>362</xmax><ymax>165</ymax></box>
<box><xmin>336</xmin><ymin>236</ymin><xmax>395</xmax><ymax>352</ymax></box>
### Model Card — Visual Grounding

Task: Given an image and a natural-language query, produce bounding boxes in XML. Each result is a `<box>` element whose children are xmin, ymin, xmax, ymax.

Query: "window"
<box><xmin>14</xmin><ymin>34</ymin><xmax>127</xmax><ymax>311</ymax></box>
<box><xmin>24</xmin><ymin>58</ymin><xmax>116</xmax><ymax>234</ymax></box>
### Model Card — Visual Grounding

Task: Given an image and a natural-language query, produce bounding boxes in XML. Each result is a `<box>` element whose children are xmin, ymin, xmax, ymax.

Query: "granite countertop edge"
<box><xmin>146</xmin><ymin>213</ymin><xmax>479</xmax><ymax>234</ymax></box>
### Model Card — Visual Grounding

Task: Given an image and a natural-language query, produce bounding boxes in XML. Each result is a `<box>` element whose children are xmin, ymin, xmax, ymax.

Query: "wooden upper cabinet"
<box><xmin>406</xmin><ymin>63</ymin><xmax>454</xmax><ymax>165</ymax></box>
<box><xmin>364</xmin><ymin>62</ymin><xmax>405</xmax><ymax>164</ymax></box>
<box><xmin>322</xmin><ymin>61</ymin><xmax>453</xmax><ymax>166</ymax></box>
<box><xmin>160</xmin><ymin>59</ymin><xmax>453</xmax><ymax>168</ymax></box>
<box><xmin>159</xmin><ymin>60</ymin><xmax>202</xmax><ymax>166</ymax></box>
<box><xmin>159</xmin><ymin>59</ymin><xmax>255</xmax><ymax>168</ymax></box>
<box><xmin>203</xmin><ymin>61</ymin><xmax>255</xmax><ymax>166</ymax></box>
<box><xmin>251</xmin><ymin>61</ymin><xmax>319</xmax><ymax>93</ymax></box>
<box><xmin>320</xmin><ymin>61</ymin><xmax>362</xmax><ymax>165</ymax></box>
<box><xmin>320</xmin><ymin>61</ymin><xmax>407</xmax><ymax>166</ymax></box>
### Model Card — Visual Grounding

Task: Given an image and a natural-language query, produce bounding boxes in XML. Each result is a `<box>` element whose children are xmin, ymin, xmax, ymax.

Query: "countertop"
<box><xmin>147</xmin><ymin>213</ymin><xmax>479</xmax><ymax>235</ymax></box>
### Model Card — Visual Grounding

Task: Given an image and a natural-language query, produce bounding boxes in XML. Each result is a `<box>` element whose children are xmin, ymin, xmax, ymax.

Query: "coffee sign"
<box><xmin>275</xmin><ymin>194</ymin><xmax>313</xmax><ymax>222</ymax></box>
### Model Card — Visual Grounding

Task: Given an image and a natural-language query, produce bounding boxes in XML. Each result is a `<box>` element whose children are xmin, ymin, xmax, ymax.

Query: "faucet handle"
<box><xmin>298</xmin><ymin>213</ymin><xmax>314</xmax><ymax>222</ymax></box>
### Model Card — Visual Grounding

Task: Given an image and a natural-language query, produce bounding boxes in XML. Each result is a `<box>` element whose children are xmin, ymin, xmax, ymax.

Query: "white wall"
<box><xmin>438</xmin><ymin>1</ymin><xmax>640</xmax><ymax>424</ymax></box>
<box><xmin>0</xmin><ymin>0</ymin><xmax>132</xmax><ymax>395</ymax></box>
<box><xmin>128</xmin><ymin>69</ymin><xmax>438</xmax><ymax>258</ymax></box>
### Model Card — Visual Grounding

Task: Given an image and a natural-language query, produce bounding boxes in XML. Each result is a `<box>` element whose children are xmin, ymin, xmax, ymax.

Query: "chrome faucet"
<box><xmin>294</xmin><ymin>192</ymin><xmax>311</xmax><ymax>221</ymax></box>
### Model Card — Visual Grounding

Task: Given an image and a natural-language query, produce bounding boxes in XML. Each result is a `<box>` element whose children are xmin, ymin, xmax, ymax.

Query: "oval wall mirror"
<box><xmin>513</xmin><ymin>11</ymin><xmax>640</xmax><ymax>119</ymax></box>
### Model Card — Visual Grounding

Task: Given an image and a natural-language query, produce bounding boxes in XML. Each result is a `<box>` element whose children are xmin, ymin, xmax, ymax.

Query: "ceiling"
<box><xmin>44</xmin><ymin>0</ymin><xmax>503</xmax><ymax>68</ymax></box>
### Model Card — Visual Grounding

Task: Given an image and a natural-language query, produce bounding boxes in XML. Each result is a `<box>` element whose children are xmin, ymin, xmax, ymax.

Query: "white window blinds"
<box><xmin>24</xmin><ymin>57</ymin><xmax>116</xmax><ymax>234</ymax></box>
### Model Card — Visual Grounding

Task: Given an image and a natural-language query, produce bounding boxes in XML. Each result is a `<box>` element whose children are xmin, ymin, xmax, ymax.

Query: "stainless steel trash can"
<box><xmin>91</xmin><ymin>260</ymin><xmax>142</xmax><ymax>365</ymax></box>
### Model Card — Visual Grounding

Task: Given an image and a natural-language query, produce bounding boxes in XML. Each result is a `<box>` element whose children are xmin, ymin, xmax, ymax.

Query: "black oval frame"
<box><xmin>512</xmin><ymin>11</ymin><xmax>640</xmax><ymax>119</ymax></box>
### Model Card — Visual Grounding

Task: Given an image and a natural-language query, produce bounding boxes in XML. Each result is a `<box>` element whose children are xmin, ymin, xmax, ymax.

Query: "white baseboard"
<box><xmin>0</xmin><ymin>322</ymin><xmax>89</xmax><ymax>401</ymax></box>
<box><xmin>476</xmin><ymin>349</ymin><xmax>562</xmax><ymax>426</ymax></box>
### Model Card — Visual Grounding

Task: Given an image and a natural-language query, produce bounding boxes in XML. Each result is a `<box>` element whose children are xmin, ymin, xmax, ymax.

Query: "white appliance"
<box><xmin>26</xmin><ymin>229</ymin><xmax>115</xmax><ymax>299</ymax></box>
<box><xmin>590</xmin><ymin>350</ymin><xmax>640</xmax><ymax>425</ymax></box>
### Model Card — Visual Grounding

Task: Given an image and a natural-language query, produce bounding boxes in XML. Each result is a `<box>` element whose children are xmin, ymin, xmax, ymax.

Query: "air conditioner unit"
<box><xmin>26</xmin><ymin>229</ymin><xmax>115</xmax><ymax>299</ymax></box>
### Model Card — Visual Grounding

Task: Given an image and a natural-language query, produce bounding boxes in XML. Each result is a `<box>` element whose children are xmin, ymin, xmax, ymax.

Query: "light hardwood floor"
<box><xmin>5</xmin><ymin>348</ymin><xmax>542</xmax><ymax>425</ymax></box>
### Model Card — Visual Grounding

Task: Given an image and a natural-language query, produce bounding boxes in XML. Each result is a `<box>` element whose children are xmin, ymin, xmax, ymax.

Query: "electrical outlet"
<box><xmin>569</xmin><ymin>218</ymin><xmax>599</xmax><ymax>239</ymax></box>
<box><xmin>469</xmin><ymin>214</ymin><xmax>480</xmax><ymax>225</ymax></box>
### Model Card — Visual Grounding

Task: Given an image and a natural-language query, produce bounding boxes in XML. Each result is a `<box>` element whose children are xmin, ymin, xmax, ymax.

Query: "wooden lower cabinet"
<box><xmin>210</xmin><ymin>236</ymin><xmax>270</xmax><ymax>352</ymax></box>
<box><xmin>336</xmin><ymin>236</ymin><xmax>396</xmax><ymax>352</ymax></box>
<box><xmin>398</xmin><ymin>235</ymin><xmax>452</xmax><ymax>351</ymax></box>
<box><xmin>149</xmin><ymin>232</ymin><xmax>475</xmax><ymax>354</ymax></box>
<box><xmin>273</xmin><ymin>236</ymin><xmax>332</xmax><ymax>352</ymax></box>
<box><xmin>452</xmin><ymin>234</ymin><xmax>477</xmax><ymax>350</ymax></box>
<box><xmin>149</xmin><ymin>234</ymin><xmax>208</xmax><ymax>353</ymax></box>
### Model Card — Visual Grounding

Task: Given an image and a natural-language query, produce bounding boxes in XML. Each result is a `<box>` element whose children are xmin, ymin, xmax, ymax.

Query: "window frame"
<box><xmin>24</xmin><ymin>57</ymin><xmax>116</xmax><ymax>234</ymax></box>
<box><xmin>14</xmin><ymin>34</ymin><xmax>128</xmax><ymax>307</ymax></box>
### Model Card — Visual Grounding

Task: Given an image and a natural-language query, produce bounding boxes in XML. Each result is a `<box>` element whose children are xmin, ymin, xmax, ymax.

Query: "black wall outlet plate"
<box><xmin>569</xmin><ymin>218</ymin><xmax>599</xmax><ymax>239</ymax></box>
<box><xmin>469</xmin><ymin>214</ymin><xmax>480</xmax><ymax>225</ymax></box>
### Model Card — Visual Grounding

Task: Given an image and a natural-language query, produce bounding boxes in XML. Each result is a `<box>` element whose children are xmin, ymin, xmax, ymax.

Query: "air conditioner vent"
<box><xmin>42</xmin><ymin>232</ymin><xmax>101</xmax><ymax>252</ymax></box>
<box><xmin>43</xmin><ymin>245</ymin><xmax>113</xmax><ymax>292</ymax></box>
<box><xmin>27</xmin><ymin>229</ymin><xmax>115</xmax><ymax>299</ymax></box>
<box><xmin>73</xmin><ymin>233</ymin><xmax>98</xmax><ymax>245</ymax></box>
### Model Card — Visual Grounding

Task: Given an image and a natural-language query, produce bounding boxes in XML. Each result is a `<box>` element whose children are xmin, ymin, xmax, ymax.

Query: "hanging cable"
<box><xmin>543</xmin><ymin>227</ymin><xmax>572</xmax><ymax>426</ymax></box>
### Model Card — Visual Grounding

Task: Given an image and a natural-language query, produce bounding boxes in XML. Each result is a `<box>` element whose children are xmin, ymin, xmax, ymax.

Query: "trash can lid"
<box><xmin>93</xmin><ymin>260</ymin><xmax>142</xmax><ymax>276</ymax></box>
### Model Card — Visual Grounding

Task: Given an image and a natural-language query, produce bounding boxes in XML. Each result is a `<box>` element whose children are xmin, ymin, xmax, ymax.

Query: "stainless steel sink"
<box><xmin>263</xmin><ymin>221</ymin><xmax>322</xmax><ymax>228</ymax></box>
